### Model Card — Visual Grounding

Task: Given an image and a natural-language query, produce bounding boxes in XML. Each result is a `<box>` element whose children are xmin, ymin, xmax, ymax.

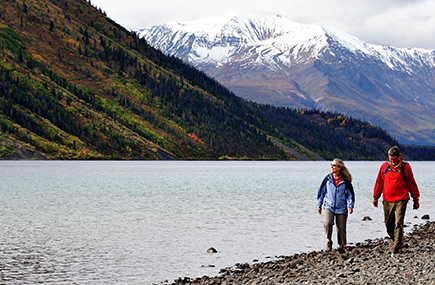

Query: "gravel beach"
<box><xmin>170</xmin><ymin>220</ymin><xmax>435</xmax><ymax>285</ymax></box>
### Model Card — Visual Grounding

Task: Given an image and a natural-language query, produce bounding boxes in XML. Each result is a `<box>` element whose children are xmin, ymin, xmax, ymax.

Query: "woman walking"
<box><xmin>317</xmin><ymin>159</ymin><xmax>355</xmax><ymax>252</ymax></box>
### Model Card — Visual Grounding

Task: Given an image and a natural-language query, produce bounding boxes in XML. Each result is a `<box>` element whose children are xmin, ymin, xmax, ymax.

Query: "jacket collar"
<box><xmin>327</xmin><ymin>173</ymin><xmax>344</xmax><ymax>184</ymax></box>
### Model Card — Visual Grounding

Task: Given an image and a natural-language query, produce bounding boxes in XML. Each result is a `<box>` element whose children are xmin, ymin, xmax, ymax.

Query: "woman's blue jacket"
<box><xmin>317</xmin><ymin>173</ymin><xmax>355</xmax><ymax>214</ymax></box>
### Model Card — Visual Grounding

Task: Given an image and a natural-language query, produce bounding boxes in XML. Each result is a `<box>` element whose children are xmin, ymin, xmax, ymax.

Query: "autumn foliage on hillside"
<box><xmin>0</xmin><ymin>0</ymin><xmax>284</xmax><ymax>159</ymax></box>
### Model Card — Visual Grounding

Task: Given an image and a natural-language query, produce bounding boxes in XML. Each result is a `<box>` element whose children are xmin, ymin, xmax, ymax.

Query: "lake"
<box><xmin>1</xmin><ymin>161</ymin><xmax>433</xmax><ymax>284</ymax></box>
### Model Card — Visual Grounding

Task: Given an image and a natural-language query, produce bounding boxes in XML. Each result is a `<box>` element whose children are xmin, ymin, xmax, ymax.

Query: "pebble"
<box><xmin>171</xmin><ymin>221</ymin><xmax>435</xmax><ymax>284</ymax></box>
<box><xmin>207</xmin><ymin>247</ymin><xmax>218</xmax><ymax>253</ymax></box>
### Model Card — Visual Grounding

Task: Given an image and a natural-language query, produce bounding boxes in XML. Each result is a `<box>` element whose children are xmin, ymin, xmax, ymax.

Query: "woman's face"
<box><xmin>331</xmin><ymin>160</ymin><xmax>341</xmax><ymax>174</ymax></box>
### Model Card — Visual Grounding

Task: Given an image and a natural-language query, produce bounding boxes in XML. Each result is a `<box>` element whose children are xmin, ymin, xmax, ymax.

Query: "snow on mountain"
<box><xmin>139</xmin><ymin>14</ymin><xmax>435</xmax><ymax>73</ymax></box>
<box><xmin>139</xmin><ymin>14</ymin><xmax>328</xmax><ymax>67</ymax></box>
<box><xmin>138</xmin><ymin>14</ymin><xmax>435</xmax><ymax>146</ymax></box>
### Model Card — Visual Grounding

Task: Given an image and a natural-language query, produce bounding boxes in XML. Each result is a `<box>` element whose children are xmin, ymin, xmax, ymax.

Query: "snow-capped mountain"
<box><xmin>138</xmin><ymin>14</ymin><xmax>435</xmax><ymax>145</ymax></box>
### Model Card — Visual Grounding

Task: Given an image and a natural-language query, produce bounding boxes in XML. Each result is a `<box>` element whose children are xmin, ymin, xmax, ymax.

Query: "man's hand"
<box><xmin>373</xmin><ymin>199</ymin><xmax>378</xmax><ymax>207</ymax></box>
<box><xmin>317</xmin><ymin>208</ymin><xmax>322</xmax><ymax>215</ymax></box>
<box><xmin>349</xmin><ymin>208</ymin><xmax>353</xmax><ymax>214</ymax></box>
<box><xmin>413</xmin><ymin>200</ymin><xmax>420</xmax><ymax>210</ymax></box>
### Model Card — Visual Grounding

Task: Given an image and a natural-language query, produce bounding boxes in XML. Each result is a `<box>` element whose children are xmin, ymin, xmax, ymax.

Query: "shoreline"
<box><xmin>170</xmin><ymin>220</ymin><xmax>435</xmax><ymax>284</ymax></box>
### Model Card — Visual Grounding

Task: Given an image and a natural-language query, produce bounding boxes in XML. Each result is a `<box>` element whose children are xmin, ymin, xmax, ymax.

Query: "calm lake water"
<box><xmin>1</xmin><ymin>161</ymin><xmax>434</xmax><ymax>284</ymax></box>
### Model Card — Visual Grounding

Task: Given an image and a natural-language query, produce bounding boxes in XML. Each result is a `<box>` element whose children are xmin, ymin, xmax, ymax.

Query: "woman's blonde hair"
<box><xmin>333</xmin><ymin>158</ymin><xmax>352</xmax><ymax>182</ymax></box>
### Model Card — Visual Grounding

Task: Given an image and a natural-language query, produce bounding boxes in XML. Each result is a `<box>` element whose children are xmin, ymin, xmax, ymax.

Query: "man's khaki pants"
<box><xmin>383</xmin><ymin>200</ymin><xmax>408</xmax><ymax>249</ymax></box>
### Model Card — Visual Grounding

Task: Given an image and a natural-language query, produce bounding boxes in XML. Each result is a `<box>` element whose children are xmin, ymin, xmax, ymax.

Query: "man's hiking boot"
<box><xmin>338</xmin><ymin>245</ymin><xmax>345</xmax><ymax>254</ymax></box>
<box><xmin>391</xmin><ymin>247</ymin><xmax>399</xmax><ymax>257</ymax></box>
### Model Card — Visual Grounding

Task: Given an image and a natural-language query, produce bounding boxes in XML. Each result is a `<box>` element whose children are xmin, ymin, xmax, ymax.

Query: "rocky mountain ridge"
<box><xmin>139</xmin><ymin>14</ymin><xmax>435</xmax><ymax>145</ymax></box>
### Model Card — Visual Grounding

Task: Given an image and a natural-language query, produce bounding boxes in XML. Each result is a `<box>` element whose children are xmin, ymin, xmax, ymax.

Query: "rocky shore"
<box><xmin>170</xmin><ymin>220</ymin><xmax>435</xmax><ymax>285</ymax></box>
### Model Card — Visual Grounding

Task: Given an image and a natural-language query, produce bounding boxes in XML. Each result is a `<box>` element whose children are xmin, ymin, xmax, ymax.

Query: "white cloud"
<box><xmin>90</xmin><ymin>0</ymin><xmax>435</xmax><ymax>49</ymax></box>
<box><xmin>357</xmin><ymin>1</ymin><xmax>435</xmax><ymax>48</ymax></box>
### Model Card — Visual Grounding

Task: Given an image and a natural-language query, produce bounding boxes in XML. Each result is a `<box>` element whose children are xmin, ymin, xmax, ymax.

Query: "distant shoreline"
<box><xmin>170</xmin><ymin>219</ymin><xmax>435</xmax><ymax>284</ymax></box>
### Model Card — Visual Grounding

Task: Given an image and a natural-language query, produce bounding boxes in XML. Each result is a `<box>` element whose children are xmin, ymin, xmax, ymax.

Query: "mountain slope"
<box><xmin>0</xmin><ymin>0</ymin><xmax>282</xmax><ymax>160</ymax></box>
<box><xmin>0</xmin><ymin>0</ymin><xmax>419</xmax><ymax>160</ymax></box>
<box><xmin>139</xmin><ymin>14</ymin><xmax>435</xmax><ymax>146</ymax></box>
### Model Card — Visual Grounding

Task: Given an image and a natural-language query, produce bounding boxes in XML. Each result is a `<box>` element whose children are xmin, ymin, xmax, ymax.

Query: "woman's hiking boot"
<box><xmin>326</xmin><ymin>240</ymin><xmax>333</xmax><ymax>252</ymax></box>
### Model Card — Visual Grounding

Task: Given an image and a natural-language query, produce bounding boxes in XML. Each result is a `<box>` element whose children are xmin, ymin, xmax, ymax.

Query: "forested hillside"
<box><xmin>0</xmin><ymin>0</ymin><xmax>433</xmax><ymax>160</ymax></box>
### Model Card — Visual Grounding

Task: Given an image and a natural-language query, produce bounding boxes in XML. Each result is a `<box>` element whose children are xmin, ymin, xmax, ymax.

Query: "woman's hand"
<box><xmin>317</xmin><ymin>208</ymin><xmax>322</xmax><ymax>214</ymax></box>
<box><xmin>349</xmin><ymin>208</ymin><xmax>353</xmax><ymax>214</ymax></box>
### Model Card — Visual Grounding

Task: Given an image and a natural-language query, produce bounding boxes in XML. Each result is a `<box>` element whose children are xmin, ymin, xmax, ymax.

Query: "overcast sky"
<box><xmin>89</xmin><ymin>0</ymin><xmax>435</xmax><ymax>49</ymax></box>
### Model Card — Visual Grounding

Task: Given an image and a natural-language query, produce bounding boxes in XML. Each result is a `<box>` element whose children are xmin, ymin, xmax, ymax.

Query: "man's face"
<box><xmin>389</xmin><ymin>155</ymin><xmax>401</xmax><ymax>166</ymax></box>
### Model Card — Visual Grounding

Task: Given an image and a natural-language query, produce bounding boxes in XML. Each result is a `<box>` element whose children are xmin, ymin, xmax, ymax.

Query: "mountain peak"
<box><xmin>139</xmin><ymin>14</ymin><xmax>435</xmax><ymax>71</ymax></box>
<box><xmin>140</xmin><ymin>14</ymin><xmax>435</xmax><ymax>145</ymax></box>
<box><xmin>139</xmin><ymin>14</ymin><xmax>333</xmax><ymax>67</ymax></box>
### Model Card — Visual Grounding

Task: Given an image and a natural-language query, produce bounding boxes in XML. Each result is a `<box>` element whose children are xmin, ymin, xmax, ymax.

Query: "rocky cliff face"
<box><xmin>139</xmin><ymin>14</ymin><xmax>435</xmax><ymax>145</ymax></box>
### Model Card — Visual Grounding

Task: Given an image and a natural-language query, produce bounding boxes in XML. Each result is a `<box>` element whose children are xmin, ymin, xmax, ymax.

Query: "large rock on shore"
<box><xmin>171</xmin><ymin>222</ymin><xmax>435</xmax><ymax>284</ymax></box>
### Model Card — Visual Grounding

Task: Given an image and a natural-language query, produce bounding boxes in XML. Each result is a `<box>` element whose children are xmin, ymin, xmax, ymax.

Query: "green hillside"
<box><xmin>1</xmin><ymin>0</ymin><xmax>430</xmax><ymax>160</ymax></box>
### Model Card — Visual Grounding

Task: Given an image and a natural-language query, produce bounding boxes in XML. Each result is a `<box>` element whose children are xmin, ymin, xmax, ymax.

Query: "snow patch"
<box><xmin>139</xmin><ymin>14</ymin><xmax>435</xmax><ymax>73</ymax></box>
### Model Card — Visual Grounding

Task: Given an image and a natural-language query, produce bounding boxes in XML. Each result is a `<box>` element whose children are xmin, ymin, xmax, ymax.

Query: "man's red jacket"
<box><xmin>373</xmin><ymin>161</ymin><xmax>420</xmax><ymax>202</ymax></box>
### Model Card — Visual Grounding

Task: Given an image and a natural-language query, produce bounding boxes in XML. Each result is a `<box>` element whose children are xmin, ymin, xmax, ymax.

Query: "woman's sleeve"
<box><xmin>317</xmin><ymin>176</ymin><xmax>328</xmax><ymax>208</ymax></box>
<box><xmin>346</xmin><ymin>182</ymin><xmax>355</xmax><ymax>208</ymax></box>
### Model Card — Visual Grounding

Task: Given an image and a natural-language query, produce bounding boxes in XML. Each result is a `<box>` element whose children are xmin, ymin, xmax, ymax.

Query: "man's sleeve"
<box><xmin>405</xmin><ymin>164</ymin><xmax>420</xmax><ymax>201</ymax></box>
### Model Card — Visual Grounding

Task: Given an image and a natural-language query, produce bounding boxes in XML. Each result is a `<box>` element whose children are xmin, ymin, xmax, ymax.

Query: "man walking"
<box><xmin>373</xmin><ymin>146</ymin><xmax>420</xmax><ymax>254</ymax></box>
